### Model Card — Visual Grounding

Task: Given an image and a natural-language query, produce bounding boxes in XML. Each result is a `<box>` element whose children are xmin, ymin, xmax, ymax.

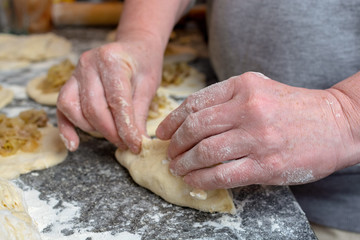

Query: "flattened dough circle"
<box><xmin>0</xmin><ymin>124</ymin><xmax>68</xmax><ymax>180</ymax></box>
<box><xmin>26</xmin><ymin>76</ymin><xmax>58</xmax><ymax>106</ymax></box>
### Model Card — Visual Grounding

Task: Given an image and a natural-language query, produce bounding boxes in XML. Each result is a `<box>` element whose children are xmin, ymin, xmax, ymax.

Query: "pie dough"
<box><xmin>26</xmin><ymin>75</ymin><xmax>58</xmax><ymax>106</ymax></box>
<box><xmin>160</xmin><ymin>64</ymin><xmax>206</xmax><ymax>98</ymax></box>
<box><xmin>115</xmin><ymin>137</ymin><xmax>236</xmax><ymax>214</ymax></box>
<box><xmin>0</xmin><ymin>86</ymin><xmax>14</xmax><ymax>109</ymax></box>
<box><xmin>0</xmin><ymin>33</ymin><xmax>71</xmax><ymax>62</ymax></box>
<box><xmin>0</xmin><ymin>124</ymin><xmax>68</xmax><ymax>180</ymax></box>
<box><xmin>0</xmin><ymin>179</ymin><xmax>41</xmax><ymax>240</ymax></box>
<box><xmin>147</xmin><ymin>89</ymin><xmax>180</xmax><ymax>136</ymax></box>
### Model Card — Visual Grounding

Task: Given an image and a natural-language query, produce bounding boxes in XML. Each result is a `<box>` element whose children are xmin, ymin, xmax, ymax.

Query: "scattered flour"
<box><xmin>193</xmin><ymin>214</ymin><xmax>244</xmax><ymax>232</ymax></box>
<box><xmin>13</xmin><ymin>180</ymin><xmax>141</xmax><ymax>240</ymax></box>
<box><xmin>4</xmin><ymin>84</ymin><xmax>27</xmax><ymax>100</ymax></box>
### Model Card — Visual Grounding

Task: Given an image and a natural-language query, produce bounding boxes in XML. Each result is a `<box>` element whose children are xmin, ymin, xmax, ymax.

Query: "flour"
<box><xmin>13</xmin><ymin>180</ymin><xmax>141</xmax><ymax>240</ymax></box>
<box><xmin>4</xmin><ymin>84</ymin><xmax>27</xmax><ymax>100</ymax></box>
<box><xmin>193</xmin><ymin>214</ymin><xmax>245</xmax><ymax>232</ymax></box>
<box><xmin>281</xmin><ymin>168</ymin><xmax>314</xmax><ymax>184</ymax></box>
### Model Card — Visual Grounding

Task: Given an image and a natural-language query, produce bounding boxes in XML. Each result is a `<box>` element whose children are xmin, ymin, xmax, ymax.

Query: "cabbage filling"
<box><xmin>0</xmin><ymin>110</ymin><xmax>48</xmax><ymax>156</ymax></box>
<box><xmin>37</xmin><ymin>59</ymin><xmax>75</xmax><ymax>93</ymax></box>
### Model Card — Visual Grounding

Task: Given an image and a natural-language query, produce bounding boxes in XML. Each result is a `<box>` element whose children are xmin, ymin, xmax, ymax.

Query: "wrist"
<box><xmin>326</xmin><ymin>75</ymin><xmax>360</xmax><ymax>167</ymax></box>
<box><xmin>115</xmin><ymin>28</ymin><xmax>166</xmax><ymax>53</ymax></box>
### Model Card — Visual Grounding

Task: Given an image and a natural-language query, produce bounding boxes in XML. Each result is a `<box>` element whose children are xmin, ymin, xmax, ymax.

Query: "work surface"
<box><xmin>0</xmin><ymin>28</ymin><xmax>316</xmax><ymax>240</ymax></box>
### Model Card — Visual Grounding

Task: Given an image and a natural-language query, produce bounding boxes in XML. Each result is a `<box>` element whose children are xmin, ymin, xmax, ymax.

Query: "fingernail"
<box><xmin>59</xmin><ymin>133</ymin><xmax>73</xmax><ymax>151</ymax></box>
<box><xmin>251</xmin><ymin>71</ymin><xmax>270</xmax><ymax>79</ymax></box>
<box><xmin>169</xmin><ymin>168</ymin><xmax>179</xmax><ymax>177</ymax></box>
<box><xmin>130</xmin><ymin>144</ymin><xmax>141</xmax><ymax>154</ymax></box>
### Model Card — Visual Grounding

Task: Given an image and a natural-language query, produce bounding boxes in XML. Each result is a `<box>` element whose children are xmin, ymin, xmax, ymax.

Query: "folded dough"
<box><xmin>115</xmin><ymin>137</ymin><xmax>236</xmax><ymax>214</ymax></box>
<box><xmin>0</xmin><ymin>179</ymin><xmax>41</xmax><ymax>240</ymax></box>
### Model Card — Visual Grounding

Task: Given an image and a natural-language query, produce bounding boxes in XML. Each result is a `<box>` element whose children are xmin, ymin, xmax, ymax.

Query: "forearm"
<box><xmin>116</xmin><ymin>0</ymin><xmax>192</xmax><ymax>50</ymax></box>
<box><xmin>327</xmin><ymin>71</ymin><xmax>360</xmax><ymax>166</ymax></box>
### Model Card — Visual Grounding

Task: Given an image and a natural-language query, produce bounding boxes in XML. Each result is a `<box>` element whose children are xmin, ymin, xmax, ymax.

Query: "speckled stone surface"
<box><xmin>0</xmin><ymin>28</ymin><xmax>316</xmax><ymax>240</ymax></box>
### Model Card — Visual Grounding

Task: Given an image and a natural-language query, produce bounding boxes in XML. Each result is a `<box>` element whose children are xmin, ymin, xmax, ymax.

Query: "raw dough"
<box><xmin>160</xmin><ymin>65</ymin><xmax>206</xmax><ymax>98</ymax></box>
<box><xmin>0</xmin><ymin>179</ymin><xmax>41</xmax><ymax>240</ymax></box>
<box><xmin>147</xmin><ymin>89</ymin><xmax>180</xmax><ymax>136</ymax></box>
<box><xmin>0</xmin><ymin>61</ymin><xmax>30</xmax><ymax>71</ymax></box>
<box><xmin>26</xmin><ymin>76</ymin><xmax>58</xmax><ymax>106</ymax></box>
<box><xmin>0</xmin><ymin>33</ymin><xmax>71</xmax><ymax>62</ymax></box>
<box><xmin>115</xmin><ymin>137</ymin><xmax>236</xmax><ymax>214</ymax></box>
<box><xmin>0</xmin><ymin>86</ymin><xmax>14</xmax><ymax>109</ymax></box>
<box><xmin>0</xmin><ymin>124</ymin><xmax>68</xmax><ymax>180</ymax></box>
<box><xmin>27</xmin><ymin>59</ymin><xmax>75</xmax><ymax>106</ymax></box>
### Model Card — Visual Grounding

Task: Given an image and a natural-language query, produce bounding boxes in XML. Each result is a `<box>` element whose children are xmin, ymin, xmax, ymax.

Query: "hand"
<box><xmin>57</xmin><ymin>32</ymin><xmax>164</xmax><ymax>153</ymax></box>
<box><xmin>156</xmin><ymin>72</ymin><xmax>357</xmax><ymax>190</ymax></box>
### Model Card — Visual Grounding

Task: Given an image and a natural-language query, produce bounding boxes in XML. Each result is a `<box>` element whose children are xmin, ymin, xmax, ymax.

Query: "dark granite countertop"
<box><xmin>0</xmin><ymin>27</ymin><xmax>316</xmax><ymax>240</ymax></box>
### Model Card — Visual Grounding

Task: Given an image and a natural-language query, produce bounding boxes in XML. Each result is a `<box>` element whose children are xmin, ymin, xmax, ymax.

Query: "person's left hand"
<box><xmin>156</xmin><ymin>72</ymin><xmax>357</xmax><ymax>190</ymax></box>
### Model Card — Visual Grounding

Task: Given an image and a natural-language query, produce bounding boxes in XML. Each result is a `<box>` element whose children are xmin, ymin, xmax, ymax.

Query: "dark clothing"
<box><xmin>207</xmin><ymin>0</ymin><xmax>360</xmax><ymax>232</ymax></box>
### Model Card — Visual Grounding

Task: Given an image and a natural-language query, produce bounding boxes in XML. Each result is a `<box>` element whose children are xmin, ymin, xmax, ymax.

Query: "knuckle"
<box><xmin>78</xmin><ymin>51</ymin><xmax>92</xmax><ymax>68</ymax></box>
<box><xmin>259</xmin><ymin>154</ymin><xmax>285</xmax><ymax>177</ymax></box>
<box><xmin>196</xmin><ymin>139</ymin><xmax>213</xmax><ymax>164</ymax></box>
<box><xmin>214</xmin><ymin>169</ymin><xmax>230</xmax><ymax>186</ymax></box>
<box><xmin>98</xmin><ymin>46</ymin><xmax>112</xmax><ymax>61</ymax></box>
<box><xmin>182</xmin><ymin>113</ymin><xmax>198</xmax><ymax>134</ymax></box>
<box><xmin>82</xmin><ymin>102</ymin><xmax>96</xmax><ymax>120</ymax></box>
<box><xmin>107</xmin><ymin>96</ymin><xmax>128</xmax><ymax>113</ymax></box>
<box><xmin>247</xmin><ymin>94</ymin><xmax>268</xmax><ymax>118</ymax></box>
<box><xmin>241</xmin><ymin>71</ymin><xmax>256</xmax><ymax>80</ymax></box>
<box><xmin>184</xmin><ymin>95</ymin><xmax>200</xmax><ymax>114</ymax></box>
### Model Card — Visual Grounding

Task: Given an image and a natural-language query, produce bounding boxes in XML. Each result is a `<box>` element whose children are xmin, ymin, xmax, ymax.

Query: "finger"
<box><xmin>167</xmin><ymin>98</ymin><xmax>243</xmax><ymax>160</ymax></box>
<box><xmin>132</xmin><ymin>75</ymin><xmax>158</xmax><ymax>137</ymax></box>
<box><xmin>183</xmin><ymin>157</ymin><xmax>266</xmax><ymax>190</ymax></box>
<box><xmin>57</xmin><ymin>76</ymin><xmax>95</xmax><ymax>133</ymax></box>
<box><xmin>99</xmin><ymin>61</ymin><xmax>142</xmax><ymax>153</ymax></box>
<box><xmin>169</xmin><ymin>128</ymin><xmax>255</xmax><ymax>176</ymax></box>
<box><xmin>56</xmin><ymin>109</ymin><xmax>79</xmax><ymax>151</ymax></box>
<box><xmin>75</xmin><ymin>66</ymin><xmax>127</xmax><ymax>149</ymax></box>
<box><xmin>157</xmin><ymin>78</ymin><xmax>236</xmax><ymax>140</ymax></box>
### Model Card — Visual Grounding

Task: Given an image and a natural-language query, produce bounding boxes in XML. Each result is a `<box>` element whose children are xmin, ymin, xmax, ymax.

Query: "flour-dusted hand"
<box><xmin>56</xmin><ymin>0</ymin><xmax>194</xmax><ymax>153</ymax></box>
<box><xmin>57</xmin><ymin>33</ymin><xmax>164</xmax><ymax>153</ymax></box>
<box><xmin>157</xmin><ymin>72</ymin><xmax>360</xmax><ymax>190</ymax></box>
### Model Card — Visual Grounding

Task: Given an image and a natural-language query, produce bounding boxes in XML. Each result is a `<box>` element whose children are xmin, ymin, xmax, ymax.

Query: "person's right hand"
<box><xmin>57</xmin><ymin>32</ymin><xmax>164</xmax><ymax>153</ymax></box>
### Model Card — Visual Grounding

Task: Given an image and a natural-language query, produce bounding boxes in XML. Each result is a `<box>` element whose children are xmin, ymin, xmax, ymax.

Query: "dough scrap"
<box><xmin>115</xmin><ymin>137</ymin><xmax>236</xmax><ymax>214</ymax></box>
<box><xmin>26</xmin><ymin>76</ymin><xmax>58</xmax><ymax>106</ymax></box>
<box><xmin>0</xmin><ymin>86</ymin><xmax>14</xmax><ymax>109</ymax></box>
<box><xmin>0</xmin><ymin>179</ymin><xmax>41</xmax><ymax>240</ymax></box>
<box><xmin>0</xmin><ymin>124</ymin><xmax>68</xmax><ymax>180</ymax></box>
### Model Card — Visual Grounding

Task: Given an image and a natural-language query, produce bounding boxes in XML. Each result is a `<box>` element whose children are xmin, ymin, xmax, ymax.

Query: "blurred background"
<box><xmin>0</xmin><ymin>0</ymin><xmax>122</xmax><ymax>34</ymax></box>
<box><xmin>0</xmin><ymin>0</ymin><xmax>206</xmax><ymax>34</ymax></box>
